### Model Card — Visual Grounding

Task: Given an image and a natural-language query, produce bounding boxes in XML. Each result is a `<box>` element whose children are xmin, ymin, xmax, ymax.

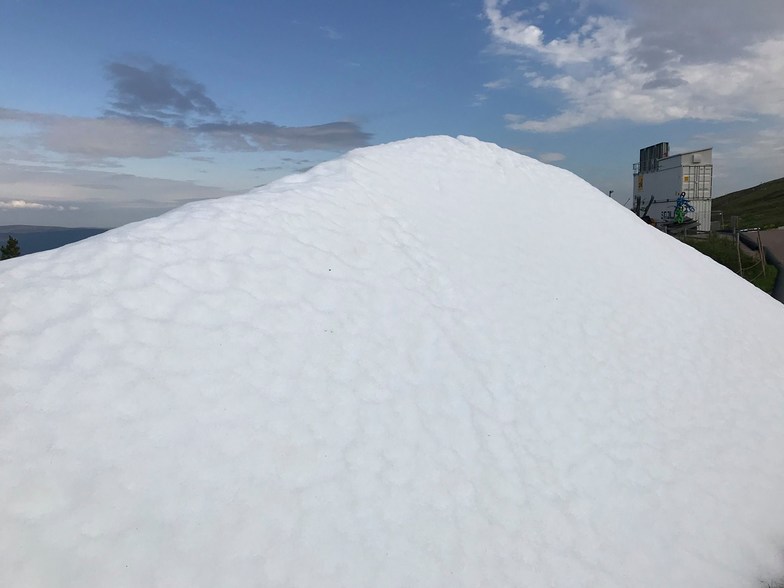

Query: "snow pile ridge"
<box><xmin>2</xmin><ymin>135</ymin><xmax>784</xmax><ymax>587</ymax></box>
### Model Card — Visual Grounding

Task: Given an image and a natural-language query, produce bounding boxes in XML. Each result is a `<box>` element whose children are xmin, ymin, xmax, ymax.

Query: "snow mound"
<box><xmin>2</xmin><ymin>136</ymin><xmax>784</xmax><ymax>587</ymax></box>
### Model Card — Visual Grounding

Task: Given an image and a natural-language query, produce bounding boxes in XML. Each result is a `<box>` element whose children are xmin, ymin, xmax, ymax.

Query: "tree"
<box><xmin>1</xmin><ymin>235</ymin><xmax>21</xmax><ymax>260</ymax></box>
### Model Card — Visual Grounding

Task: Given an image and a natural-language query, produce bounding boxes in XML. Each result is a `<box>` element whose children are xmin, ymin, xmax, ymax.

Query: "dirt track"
<box><xmin>760</xmin><ymin>228</ymin><xmax>784</xmax><ymax>262</ymax></box>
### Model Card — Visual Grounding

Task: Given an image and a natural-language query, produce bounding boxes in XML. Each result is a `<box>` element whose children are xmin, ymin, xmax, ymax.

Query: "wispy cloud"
<box><xmin>691</xmin><ymin>124</ymin><xmax>784</xmax><ymax>193</ymax></box>
<box><xmin>0</xmin><ymin>160</ymin><xmax>232</xmax><ymax>226</ymax></box>
<box><xmin>483</xmin><ymin>78</ymin><xmax>509</xmax><ymax>90</ymax></box>
<box><xmin>484</xmin><ymin>0</ymin><xmax>784</xmax><ymax>132</ymax></box>
<box><xmin>320</xmin><ymin>25</ymin><xmax>343</xmax><ymax>41</ymax></box>
<box><xmin>471</xmin><ymin>93</ymin><xmax>489</xmax><ymax>107</ymax></box>
<box><xmin>538</xmin><ymin>152</ymin><xmax>565</xmax><ymax>163</ymax></box>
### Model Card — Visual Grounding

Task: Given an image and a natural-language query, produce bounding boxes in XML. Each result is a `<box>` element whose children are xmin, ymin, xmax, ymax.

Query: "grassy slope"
<box><xmin>683</xmin><ymin>235</ymin><xmax>778</xmax><ymax>295</ymax></box>
<box><xmin>712</xmin><ymin>177</ymin><xmax>784</xmax><ymax>229</ymax></box>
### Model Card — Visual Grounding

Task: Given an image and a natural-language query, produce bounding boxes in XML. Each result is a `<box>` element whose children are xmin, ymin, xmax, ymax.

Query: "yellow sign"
<box><xmin>684</xmin><ymin>175</ymin><xmax>690</xmax><ymax>182</ymax></box>
<box><xmin>637</xmin><ymin>175</ymin><xmax>643</xmax><ymax>190</ymax></box>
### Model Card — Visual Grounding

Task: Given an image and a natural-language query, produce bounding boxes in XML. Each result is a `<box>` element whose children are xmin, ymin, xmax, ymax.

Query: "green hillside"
<box><xmin>713</xmin><ymin>177</ymin><xmax>784</xmax><ymax>229</ymax></box>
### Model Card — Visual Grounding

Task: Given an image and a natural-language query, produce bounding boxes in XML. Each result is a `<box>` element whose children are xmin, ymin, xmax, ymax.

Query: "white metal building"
<box><xmin>632</xmin><ymin>142</ymin><xmax>713</xmax><ymax>231</ymax></box>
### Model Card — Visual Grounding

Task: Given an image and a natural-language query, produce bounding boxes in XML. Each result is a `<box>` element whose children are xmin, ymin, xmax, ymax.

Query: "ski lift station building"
<box><xmin>632</xmin><ymin>142</ymin><xmax>713</xmax><ymax>230</ymax></box>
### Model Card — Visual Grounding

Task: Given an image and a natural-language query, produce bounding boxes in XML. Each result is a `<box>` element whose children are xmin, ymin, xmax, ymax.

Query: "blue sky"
<box><xmin>1</xmin><ymin>0</ymin><xmax>783</xmax><ymax>227</ymax></box>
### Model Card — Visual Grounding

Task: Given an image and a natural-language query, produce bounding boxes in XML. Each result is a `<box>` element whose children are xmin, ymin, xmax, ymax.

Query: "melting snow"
<box><xmin>2</xmin><ymin>136</ymin><xmax>784</xmax><ymax>587</ymax></box>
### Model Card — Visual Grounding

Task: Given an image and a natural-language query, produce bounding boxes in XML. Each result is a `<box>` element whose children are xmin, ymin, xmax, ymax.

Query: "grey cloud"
<box><xmin>0</xmin><ymin>107</ymin><xmax>194</xmax><ymax>159</ymax></box>
<box><xmin>3</xmin><ymin>105</ymin><xmax>370</xmax><ymax>159</ymax></box>
<box><xmin>105</xmin><ymin>60</ymin><xmax>221</xmax><ymax>121</ymax></box>
<box><xmin>75</xmin><ymin>183</ymin><xmax>122</xmax><ymax>191</ymax></box>
<box><xmin>198</xmin><ymin>121</ymin><xmax>371</xmax><ymax>152</ymax></box>
<box><xmin>642</xmin><ymin>75</ymin><xmax>686</xmax><ymax>90</ymax></box>
<box><xmin>102</xmin><ymin>59</ymin><xmax>371</xmax><ymax>152</ymax></box>
<box><xmin>2</xmin><ymin>59</ymin><xmax>372</xmax><ymax>162</ymax></box>
<box><xmin>538</xmin><ymin>151</ymin><xmax>565</xmax><ymax>163</ymax></box>
<box><xmin>102</xmin><ymin>111</ymin><xmax>170</xmax><ymax>126</ymax></box>
<box><xmin>603</xmin><ymin>0</ymin><xmax>784</xmax><ymax>67</ymax></box>
<box><xmin>506</xmin><ymin>0</ymin><xmax>784</xmax><ymax>69</ymax></box>
<box><xmin>252</xmin><ymin>165</ymin><xmax>285</xmax><ymax>172</ymax></box>
<box><xmin>486</xmin><ymin>0</ymin><xmax>784</xmax><ymax>131</ymax></box>
<box><xmin>43</xmin><ymin>116</ymin><xmax>194</xmax><ymax>158</ymax></box>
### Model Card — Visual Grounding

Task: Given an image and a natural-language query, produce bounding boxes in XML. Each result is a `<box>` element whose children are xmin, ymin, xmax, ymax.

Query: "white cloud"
<box><xmin>484</xmin><ymin>0</ymin><xmax>637</xmax><ymax>67</ymax></box>
<box><xmin>0</xmin><ymin>199</ymin><xmax>71</xmax><ymax>210</ymax></box>
<box><xmin>484</xmin><ymin>0</ymin><xmax>784</xmax><ymax>132</ymax></box>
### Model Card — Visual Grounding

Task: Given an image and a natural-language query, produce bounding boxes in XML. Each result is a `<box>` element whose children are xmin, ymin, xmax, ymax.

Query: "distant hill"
<box><xmin>0</xmin><ymin>225</ymin><xmax>108</xmax><ymax>256</ymax></box>
<box><xmin>713</xmin><ymin>177</ymin><xmax>784</xmax><ymax>229</ymax></box>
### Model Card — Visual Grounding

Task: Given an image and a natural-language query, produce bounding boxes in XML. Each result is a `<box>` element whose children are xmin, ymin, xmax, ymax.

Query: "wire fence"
<box><xmin>736</xmin><ymin>229</ymin><xmax>767</xmax><ymax>281</ymax></box>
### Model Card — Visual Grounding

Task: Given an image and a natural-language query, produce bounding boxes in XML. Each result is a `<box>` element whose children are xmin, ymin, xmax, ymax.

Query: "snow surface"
<box><xmin>2</xmin><ymin>136</ymin><xmax>784</xmax><ymax>587</ymax></box>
